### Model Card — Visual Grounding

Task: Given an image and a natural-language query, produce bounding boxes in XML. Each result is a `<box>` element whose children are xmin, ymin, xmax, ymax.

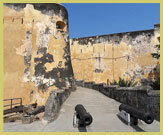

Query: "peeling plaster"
<box><xmin>4</xmin><ymin>3</ymin><xmax>74</xmax><ymax>105</ymax></box>
<box><xmin>70</xmin><ymin>25</ymin><xmax>160</xmax><ymax>84</ymax></box>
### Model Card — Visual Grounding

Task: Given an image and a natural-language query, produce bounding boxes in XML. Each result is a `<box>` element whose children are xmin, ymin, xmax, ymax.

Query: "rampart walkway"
<box><xmin>4</xmin><ymin>87</ymin><xmax>160</xmax><ymax>132</ymax></box>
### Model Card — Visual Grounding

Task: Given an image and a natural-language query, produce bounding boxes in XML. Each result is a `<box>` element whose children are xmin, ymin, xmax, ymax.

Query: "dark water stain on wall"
<box><xmin>71</xmin><ymin>29</ymin><xmax>154</xmax><ymax>46</ymax></box>
<box><xmin>34</xmin><ymin>53</ymin><xmax>54</xmax><ymax>77</ymax></box>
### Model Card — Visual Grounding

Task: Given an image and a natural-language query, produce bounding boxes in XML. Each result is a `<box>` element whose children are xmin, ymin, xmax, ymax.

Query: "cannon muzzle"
<box><xmin>119</xmin><ymin>104</ymin><xmax>154</xmax><ymax>124</ymax></box>
<box><xmin>75</xmin><ymin>104</ymin><xmax>93</xmax><ymax>126</ymax></box>
<box><xmin>28</xmin><ymin>106</ymin><xmax>45</xmax><ymax>116</ymax></box>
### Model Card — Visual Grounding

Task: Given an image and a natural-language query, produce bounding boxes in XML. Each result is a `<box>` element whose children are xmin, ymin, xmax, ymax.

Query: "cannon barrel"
<box><xmin>119</xmin><ymin>104</ymin><xmax>154</xmax><ymax>124</ymax></box>
<box><xmin>4</xmin><ymin>103</ymin><xmax>38</xmax><ymax>115</ymax></box>
<box><xmin>75</xmin><ymin>104</ymin><xmax>93</xmax><ymax>126</ymax></box>
<box><xmin>28</xmin><ymin>106</ymin><xmax>45</xmax><ymax>116</ymax></box>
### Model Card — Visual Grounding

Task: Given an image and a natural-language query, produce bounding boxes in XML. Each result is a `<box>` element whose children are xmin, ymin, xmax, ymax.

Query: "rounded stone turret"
<box><xmin>4</xmin><ymin>3</ymin><xmax>74</xmax><ymax>105</ymax></box>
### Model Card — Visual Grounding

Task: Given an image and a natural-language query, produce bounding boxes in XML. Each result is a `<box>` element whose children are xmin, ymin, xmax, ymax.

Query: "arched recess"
<box><xmin>56</xmin><ymin>21</ymin><xmax>66</xmax><ymax>31</ymax></box>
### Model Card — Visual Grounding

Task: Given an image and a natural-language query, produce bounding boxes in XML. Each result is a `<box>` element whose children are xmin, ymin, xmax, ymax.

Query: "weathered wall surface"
<box><xmin>70</xmin><ymin>24</ymin><xmax>160</xmax><ymax>85</ymax></box>
<box><xmin>4</xmin><ymin>3</ymin><xmax>74</xmax><ymax>106</ymax></box>
<box><xmin>42</xmin><ymin>88</ymin><xmax>71</xmax><ymax>123</ymax></box>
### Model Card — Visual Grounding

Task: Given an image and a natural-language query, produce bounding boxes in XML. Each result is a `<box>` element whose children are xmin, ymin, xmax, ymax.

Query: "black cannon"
<box><xmin>27</xmin><ymin>106</ymin><xmax>45</xmax><ymax>116</ymax></box>
<box><xmin>22</xmin><ymin>106</ymin><xmax>45</xmax><ymax>124</ymax></box>
<box><xmin>75</xmin><ymin>104</ymin><xmax>93</xmax><ymax>126</ymax></box>
<box><xmin>4</xmin><ymin>103</ymin><xmax>38</xmax><ymax>115</ymax></box>
<box><xmin>119</xmin><ymin>104</ymin><xmax>154</xmax><ymax>125</ymax></box>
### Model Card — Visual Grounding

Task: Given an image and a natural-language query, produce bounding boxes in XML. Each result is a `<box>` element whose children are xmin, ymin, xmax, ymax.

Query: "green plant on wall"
<box><xmin>110</xmin><ymin>77</ymin><xmax>137</xmax><ymax>87</ymax></box>
<box><xmin>150</xmin><ymin>77</ymin><xmax>160</xmax><ymax>90</ymax></box>
<box><xmin>150</xmin><ymin>40</ymin><xmax>160</xmax><ymax>90</ymax></box>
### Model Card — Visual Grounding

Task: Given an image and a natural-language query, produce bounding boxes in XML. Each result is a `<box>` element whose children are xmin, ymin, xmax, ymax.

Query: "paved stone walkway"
<box><xmin>4</xmin><ymin>87</ymin><xmax>160</xmax><ymax>132</ymax></box>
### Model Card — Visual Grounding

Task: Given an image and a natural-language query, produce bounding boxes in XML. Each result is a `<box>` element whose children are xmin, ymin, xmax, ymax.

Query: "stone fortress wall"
<box><xmin>3</xmin><ymin>3</ymin><xmax>74</xmax><ymax>106</ymax></box>
<box><xmin>3</xmin><ymin>3</ymin><xmax>160</xmax><ymax>109</ymax></box>
<box><xmin>70</xmin><ymin>24</ymin><xmax>160</xmax><ymax>85</ymax></box>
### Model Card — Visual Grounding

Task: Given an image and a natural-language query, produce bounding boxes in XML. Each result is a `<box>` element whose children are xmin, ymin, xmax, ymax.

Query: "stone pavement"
<box><xmin>4</xmin><ymin>87</ymin><xmax>160</xmax><ymax>132</ymax></box>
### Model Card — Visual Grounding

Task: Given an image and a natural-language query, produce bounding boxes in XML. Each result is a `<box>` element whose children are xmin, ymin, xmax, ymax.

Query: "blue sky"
<box><xmin>62</xmin><ymin>3</ymin><xmax>160</xmax><ymax>38</ymax></box>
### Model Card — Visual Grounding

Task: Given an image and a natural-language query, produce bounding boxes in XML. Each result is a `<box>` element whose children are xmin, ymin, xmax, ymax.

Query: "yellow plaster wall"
<box><xmin>3</xmin><ymin>4</ymin><xmax>70</xmax><ymax>106</ymax></box>
<box><xmin>70</xmin><ymin>28</ymin><xmax>160</xmax><ymax>85</ymax></box>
